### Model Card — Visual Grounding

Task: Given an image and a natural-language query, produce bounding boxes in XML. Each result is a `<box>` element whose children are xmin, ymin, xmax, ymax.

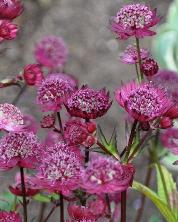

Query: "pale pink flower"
<box><xmin>34</xmin><ymin>36</ymin><xmax>68</xmax><ymax>69</ymax></box>
<box><xmin>0</xmin><ymin>131</ymin><xmax>41</xmax><ymax>170</ymax></box>
<box><xmin>33</xmin><ymin>142</ymin><xmax>83</xmax><ymax>195</ymax></box>
<box><xmin>0</xmin><ymin>211</ymin><xmax>22</xmax><ymax>222</ymax></box>
<box><xmin>37</xmin><ymin>73</ymin><xmax>77</xmax><ymax>112</ymax></box>
<box><xmin>81</xmin><ymin>155</ymin><xmax>135</xmax><ymax>194</ymax></box>
<box><xmin>0</xmin><ymin>103</ymin><xmax>24</xmax><ymax>132</ymax></box>
<box><xmin>0</xmin><ymin>0</ymin><xmax>23</xmax><ymax>19</ymax></box>
<box><xmin>115</xmin><ymin>82</ymin><xmax>173</xmax><ymax>122</ymax></box>
<box><xmin>111</xmin><ymin>3</ymin><xmax>160</xmax><ymax>39</ymax></box>
<box><xmin>66</xmin><ymin>86</ymin><xmax>112</xmax><ymax>119</ymax></box>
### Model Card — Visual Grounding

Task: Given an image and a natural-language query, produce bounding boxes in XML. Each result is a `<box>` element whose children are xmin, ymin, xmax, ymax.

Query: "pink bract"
<box><xmin>37</xmin><ymin>73</ymin><xmax>77</xmax><ymax>112</ymax></box>
<box><xmin>111</xmin><ymin>3</ymin><xmax>159</xmax><ymax>39</ymax></box>
<box><xmin>0</xmin><ymin>0</ymin><xmax>23</xmax><ymax>19</ymax></box>
<box><xmin>119</xmin><ymin>45</ymin><xmax>149</xmax><ymax>64</ymax></box>
<box><xmin>33</xmin><ymin>142</ymin><xmax>83</xmax><ymax>196</ymax></box>
<box><xmin>66</xmin><ymin>85</ymin><xmax>112</xmax><ymax>119</ymax></box>
<box><xmin>115</xmin><ymin>82</ymin><xmax>173</xmax><ymax>122</ymax></box>
<box><xmin>0</xmin><ymin>211</ymin><xmax>22</xmax><ymax>222</ymax></box>
<box><xmin>0</xmin><ymin>20</ymin><xmax>18</xmax><ymax>42</ymax></box>
<box><xmin>0</xmin><ymin>103</ymin><xmax>24</xmax><ymax>132</ymax></box>
<box><xmin>34</xmin><ymin>35</ymin><xmax>68</xmax><ymax>69</ymax></box>
<box><xmin>0</xmin><ymin>131</ymin><xmax>41</xmax><ymax>170</ymax></box>
<box><xmin>81</xmin><ymin>155</ymin><xmax>135</xmax><ymax>194</ymax></box>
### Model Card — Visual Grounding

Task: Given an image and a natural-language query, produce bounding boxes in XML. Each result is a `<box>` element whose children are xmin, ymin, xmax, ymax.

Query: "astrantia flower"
<box><xmin>23</xmin><ymin>64</ymin><xmax>44</xmax><ymax>86</ymax></box>
<box><xmin>33</xmin><ymin>142</ymin><xmax>83</xmax><ymax>195</ymax></box>
<box><xmin>141</xmin><ymin>58</ymin><xmax>159</xmax><ymax>77</ymax></box>
<box><xmin>153</xmin><ymin>70</ymin><xmax>178</xmax><ymax>104</ymax></box>
<box><xmin>161</xmin><ymin>128</ymin><xmax>178</xmax><ymax>155</ymax></box>
<box><xmin>0</xmin><ymin>20</ymin><xmax>18</xmax><ymax>42</ymax></box>
<box><xmin>37</xmin><ymin>73</ymin><xmax>77</xmax><ymax>112</ymax></box>
<box><xmin>0</xmin><ymin>211</ymin><xmax>22</xmax><ymax>222</ymax></box>
<box><xmin>88</xmin><ymin>198</ymin><xmax>106</xmax><ymax>218</ymax></box>
<box><xmin>66</xmin><ymin>86</ymin><xmax>112</xmax><ymax>119</ymax></box>
<box><xmin>68</xmin><ymin>205</ymin><xmax>96</xmax><ymax>222</ymax></box>
<box><xmin>119</xmin><ymin>45</ymin><xmax>149</xmax><ymax>64</ymax></box>
<box><xmin>64</xmin><ymin>119</ymin><xmax>96</xmax><ymax>147</ymax></box>
<box><xmin>9</xmin><ymin>173</ymin><xmax>39</xmax><ymax>196</ymax></box>
<box><xmin>40</xmin><ymin>114</ymin><xmax>55</xmax><ymax>128</ymax></box>
<box><xmin>34</xmin><ymin>36</ymin><xmax>68</xmax><ymax>69</ymax></box>
<box><xmin>0</xmin><ymin>103</ymin><xmax>24</xmax><ymax>132</ymax></box>
<box><xmin>81</xmin><ymin>155</ymin><xmax>135</xmax><ymax>194</ymax></box>
<box><xmin>0</xmin><ymin>131</ymin><xmax>40</xmax><ymax>170</ymax></box>
<box><xmin>115</xmin><ymin>82</ymin><xmax>173</xmax><ymax>122</ymax></box>
<box><xmin>0</xmin><ymin>0</ymin><xmax>23</xmax><ymax>19</ymax></box>
<box><xmin>111</xmin><ymin>3</ymin><xmax>159</xmax><ymax>39</ymax></box>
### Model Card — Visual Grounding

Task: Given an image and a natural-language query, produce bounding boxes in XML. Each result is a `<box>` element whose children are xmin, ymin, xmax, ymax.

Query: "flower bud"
<box><xmin>141</xmin><ymin>58</ymin><xmax>159</xmax><ymax>77</ymax></box>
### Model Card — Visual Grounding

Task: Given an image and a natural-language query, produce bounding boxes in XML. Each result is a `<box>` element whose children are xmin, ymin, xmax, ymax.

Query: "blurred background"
<box><xmin>0</xmin><ymin>0</ymin><xmax>176</xmax><ymax>221</ymax></box>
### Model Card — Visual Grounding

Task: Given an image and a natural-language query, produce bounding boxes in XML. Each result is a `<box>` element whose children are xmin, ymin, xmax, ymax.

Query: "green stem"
<box><xmin>135</xmin><ymin>38</ymin><xmax>143</xmax><ymax>81</ymax></box>
<box><xmin>12</xmin><ymin>84</ymin><xmax>27</xmax><ymax>105</ymax></box>
<box><xmin>20</xmin><ymin>167</ymin><xmax>28</xmax><ymax>222</ymax></box>
<box><xmin>135</xmin><ymin>63</ymin><xmax>141</xmax><ymax>83</ymax></box>
<box><xmin>43</xmin><ymin>206</ymin><xmax>57</xmax><ymax>222</ymax></box>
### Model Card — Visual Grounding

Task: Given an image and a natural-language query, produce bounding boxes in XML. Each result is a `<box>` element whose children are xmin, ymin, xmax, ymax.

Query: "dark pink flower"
<box><xmin>37</xmin><ymin>73</ymin><xmax>77</xmax><ymax>112</ymax></box>
<box><xmin>33</xmin><ymin>142</ymin><xmax>83</xmax><ymax>195</ymax></box>
<box><xmin>119</xmin><ymin>45</ymin><xmax>149</xmax><ymax>64</ymax></box>
<box><xmin>0</xmin><ymin>211</ymin><xmax>22</xmax><ymax>222</ymax></box>
<box><xmin>68</xmin><ymin>205</ymin><xmax>96</xmax><ymax>222</ymax></box>
<box><xmin>23</xmin><ymin>64</ymin><xmax>44</xmax><ymax>86</ymax></box>
<box><xmin>153</xmin><ymin>70</ymin><xmax>178</xmax><ymax>104</ymax></box>
<box><xmin>34</xmin><ymin>36</ymin><xmax>68</xmax><ymax>69</ymax></box>
<box><xmin>0</xmin><ymin>103</ymin><xmax>24</xmax><ymax>132</ymax></box>
<box><xmin>161</xmin><ymin>128</ymin><xmax>178</xmax><ymax>155</ymax></box>
<box><xmin>64</xmin><ymin>119</ymin><xmax>96</xmax><ymax>147</ymax></box>
<box><xmin>81</xmin><ymin>155</ymin><xmax>135</xmax><ymax>194</ymax></box>
<box><xmin>0</xmin><ymin>20</ymin><xmax>18</xmax><ymax>42</ymax></box>
<box><xmin>115</xmin><ymin>82</ymin><xmax>173</xmax><ymax>122</ymax></box>
<box><xmin>159</xmin><ymin>117</ymin><xmax>173</xmax><ymax>129</ymax></box>
<box><xmin>141</xmin><ymin>58</ymin><xmax>159</xmax><ymax>77</ymax></box>
<box><xmin>9</xmin><ymin>173</ymin><xmax>39</xmax><ymax>196</ymax></box>
<box><xmin>40</xmin><ymin>114</ymin><xmax>55</xmax><ymax>128</ymax></box>
<box><xmin>0</xmin><ymin>0</ymin><xmax>23</xmax><ymax>19</ymax></box>
<box><xmin>0</xmin><ymin>131</ymin><xmax>41</xmax><ymax>170</ymax></box>
<box><xmin>66</xmin><ymin>86</ymin><xmax>112</xmax><ymax>119</ymax></box>
<box><xmin>111</xmin><ymin>3</ymin><xmax>160</xmax><ymax>39</ymax></box>
<box><xmin>88</xmin><ymin>198</ymin><xmax>106</xmax><ymax>218</ymax></box>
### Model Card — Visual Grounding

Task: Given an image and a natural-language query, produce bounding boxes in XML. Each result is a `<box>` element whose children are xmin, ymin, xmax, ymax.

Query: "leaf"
<box><xmin>0</xmin><ymin>191</ymin><xmax>20</xmax><ymax>211</ymax></box>
<box><xmin>133</xmin><ymin>181</ymin><xmax>177</xmax><ymax>222</ymax></box>
<box><xmin>149</xmin><ymin>214</ymin><xmax>162</xmax><ymax>222</ymax></box>
<box><xmin>33</xmin><ymin>193</ymin><xmax>59</xmax><ymax>203</ymax></box>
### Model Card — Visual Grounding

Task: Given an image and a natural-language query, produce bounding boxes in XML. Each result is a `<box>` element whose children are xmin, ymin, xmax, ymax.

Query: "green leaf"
<box><xmin>0</xmin><ymin>191</ymin><xmax>20</xmax><ymax>211</ymax></box>
<box><xmin>33</xmin><ymin>193</ymin><xmax>59</xmax><ymax>203</ymax></box>
<box><xmin>149</xmin><ymin>214</ymin><xmax>162</xmax><ymax>222</ymax></box>
<box><xmin>133</xmin><ymin>181</ymin><xmax>177</xmax><ymax>222</ymax></box>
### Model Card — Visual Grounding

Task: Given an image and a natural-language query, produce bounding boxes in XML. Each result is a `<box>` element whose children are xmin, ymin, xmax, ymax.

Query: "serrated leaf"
<box><xmin>133</xmin><ymin>181</ymin><xmax>177</xmax><ymax>222</ymax></box>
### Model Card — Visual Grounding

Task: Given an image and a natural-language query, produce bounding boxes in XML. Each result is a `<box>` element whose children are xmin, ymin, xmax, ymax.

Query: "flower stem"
<box><xmin>121</xmin><ymin>191</ymin><xmax>127</xmax><ymax>222</ymax></box>
<box><xmin>60</xmin><ymin>193</ymin><xmax>64</xmax><ymax>222</ymax></box>
<box><xmin>12</xmin><ymin>84</ymin><xmax>27</xmax><ymax>105</ymax></box>
<box><xmin>57</xmin><ymin>112</ymin><xmax>64</xmax><ymax>137</ymax></box>
<box><xmin>135</xmin><ymin>37</ymin><xmax>143</xmax><ymax>81</ymax></box>
<box><xmin>20</xmin><ymin>167</ymin><xmax>28</xmax><ymax>222</ymax></box>
<box><xmin>106</xmin><ymin>194</ymin><xmax>113</xmax><ymax>222</ymax></box>
<box><xmin>38</xmin><ymin>203</ymin><xmax>47</xmax><ymax>222</ymax></box>
<box><xmin>43</xmin><ymin>206</ymin><xmax>57</xmax><ymax>222</ymax></box>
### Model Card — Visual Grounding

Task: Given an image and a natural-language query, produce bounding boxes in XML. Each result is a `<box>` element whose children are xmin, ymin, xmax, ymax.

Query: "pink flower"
<box><xmin>0</xmin><ymin>211</ymin><xmax>22</xmax><ymax>222</ymax></box>
<box><xmin>88</xmin><ymin>198</ymin><xmax>107</xmax><ymax>218</ymax></box>
<box><xmin>9</xmin><ymin>173</ymin><xmax>39</xmax><ymax>196</ymax></box>
<box><xmin>119</xmin><ymin>45</ymin><xmax>149</xmax><ymax>64</ymax></box>
<box><xmin>141</xmin><ymin>58</ymin><xmax>159</xmax><ymax>77</ymax></box>
<box><xmin>34</xmin><ymin>36</ymin><xmax>68</xmax><ymax>69</ymax></box>
<box><xmin>40</xmin><ymin>114</ymin><xmax>55</xmax><ymax>128</ymax></box>
<box><xmin>115</xmin><ymin>82</ymin><xmax>173</xmax><ymax>122</ymax></box>
<box><xmin>64</xmin><ymin>119</ymin><xmax>96</xmax><ymax>147</ymax></box>
<box><xmin>23</xmin><ymin>64</ymin><xmax>44</xmax><ymax>86</ymax></box>
<box><xmin>33</xmin><ymin>142</ymin><xmax>83</xmax><ymax>195</ymax></box>
<box><xmin>81</xmin><ymin>155</ymin><xmax>135</xmax><ymax>194</ymax></box>
<box><xmin>0</xmin><ymin>103</ymin><xmax>24</xmax><ymax>132</ymax></box>
<box><xmin>68</xmin><ymin>205</ymin><xmax>96</xmax><ymax>222</ymax></box>
<box><xmin>23</xmin><ymin>114</ymin><xmax>38</xmax><ymax>133</ymax></box>
<box><xmin>37</xmin><ymin>73</ymin><xmax>77</xmax><ymax>112</ymax></box>
<box><xmin>0</xmin><ymin>131</ymin><xmax>41</xmax><ymax>170</ymax></box>
<box><xmin>0</xmin><ymin>0</ymin><xmax>23</xmax><ymax>19</ymax></box>
<box><xmin>66</xmin><ymin>86</ymin><xmax>112</xmax><ymax>119</ymax></box>
<box><xmin>0</xmin><ymin>20</ymin><xmax>18</xmax><ymax>42</ymax></box>
<box><xmin>161</xmin><ymin>128</ymin><xmax>178</xmax><ymax>155</ymax></box>
<box><xmin>111</xmin><ymin>3</ymin><xmax>159</xmax><ymax>39</ymax></box>
<box><xmin>43</xmin><ymin>130</ymin><xmax>62</xmax><ymax>147</ymax></box>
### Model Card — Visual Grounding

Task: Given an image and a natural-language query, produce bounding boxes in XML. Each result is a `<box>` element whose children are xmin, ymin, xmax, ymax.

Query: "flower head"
<box><xmin>37</xmin><ymin>73</ymin><xmax>77</xmax><ymax>112</ymax></box>
<box><xmin>115</xmin><ymin>82</ymin><xmax>173</xmax><ymax>122</ymax></box>
<box><xmin>81</xmin><ymin>155</ymin><xmax>135</xmax><ymax>194</ymax></box>
<box><xmin>40</xmin><ymin>114</ymin><xmax>55</xmax><ymax>128</ymax></box>
<box><xmin>0</xmin><ymin>211</ymin><xmax>22</xmax><ymax>222</ymax></box>
<box><xmin>0</xmin><ymin>103</ymin><xmax>24</xmax><ymax>132</ymax></box>
<box><xmin>111</xmin><ymin>3</ymin><xmax>159</xmax><ymax>39</ymax></box>
<box><xmin>34</xmin><ymin>142</ymin><xmax>83</xmax><ymax>195</ymax></box>
<box><xmin>0</xmin><ymin>131</ymin><xmax>40</xmax><ymax>170</ymax></box>
<box><xmin>0</xmin><ymin>20</ymin><xmax>18</xmax><ymax>42</ymax></box>
<box><xmin>141</xmin><ymin>58</ymin><xmax>159</xmax><ymax>77</ymax></box>
<box><xmin>34</xmin><ymin>36</ymin><xmax>68</xmax><ymax>69</ymax></box>
<box><xmin>23</xmin><ymin>64</ymin><xmax>44</xmax><ymax>86</ymax></box>
<box><xmin>66</xmin><ymin>86</ymin><xmax>112</xmax><ymax>119</ymax></box>
<box><xmin>0</xmin><ymin>0</ymin><xmax>23</xmax><ymax>19</ymax></box>
<box><xmin>119</xmin><ymin>45</ymin><xmax>149</xmax><ymax>64</ymax></box>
